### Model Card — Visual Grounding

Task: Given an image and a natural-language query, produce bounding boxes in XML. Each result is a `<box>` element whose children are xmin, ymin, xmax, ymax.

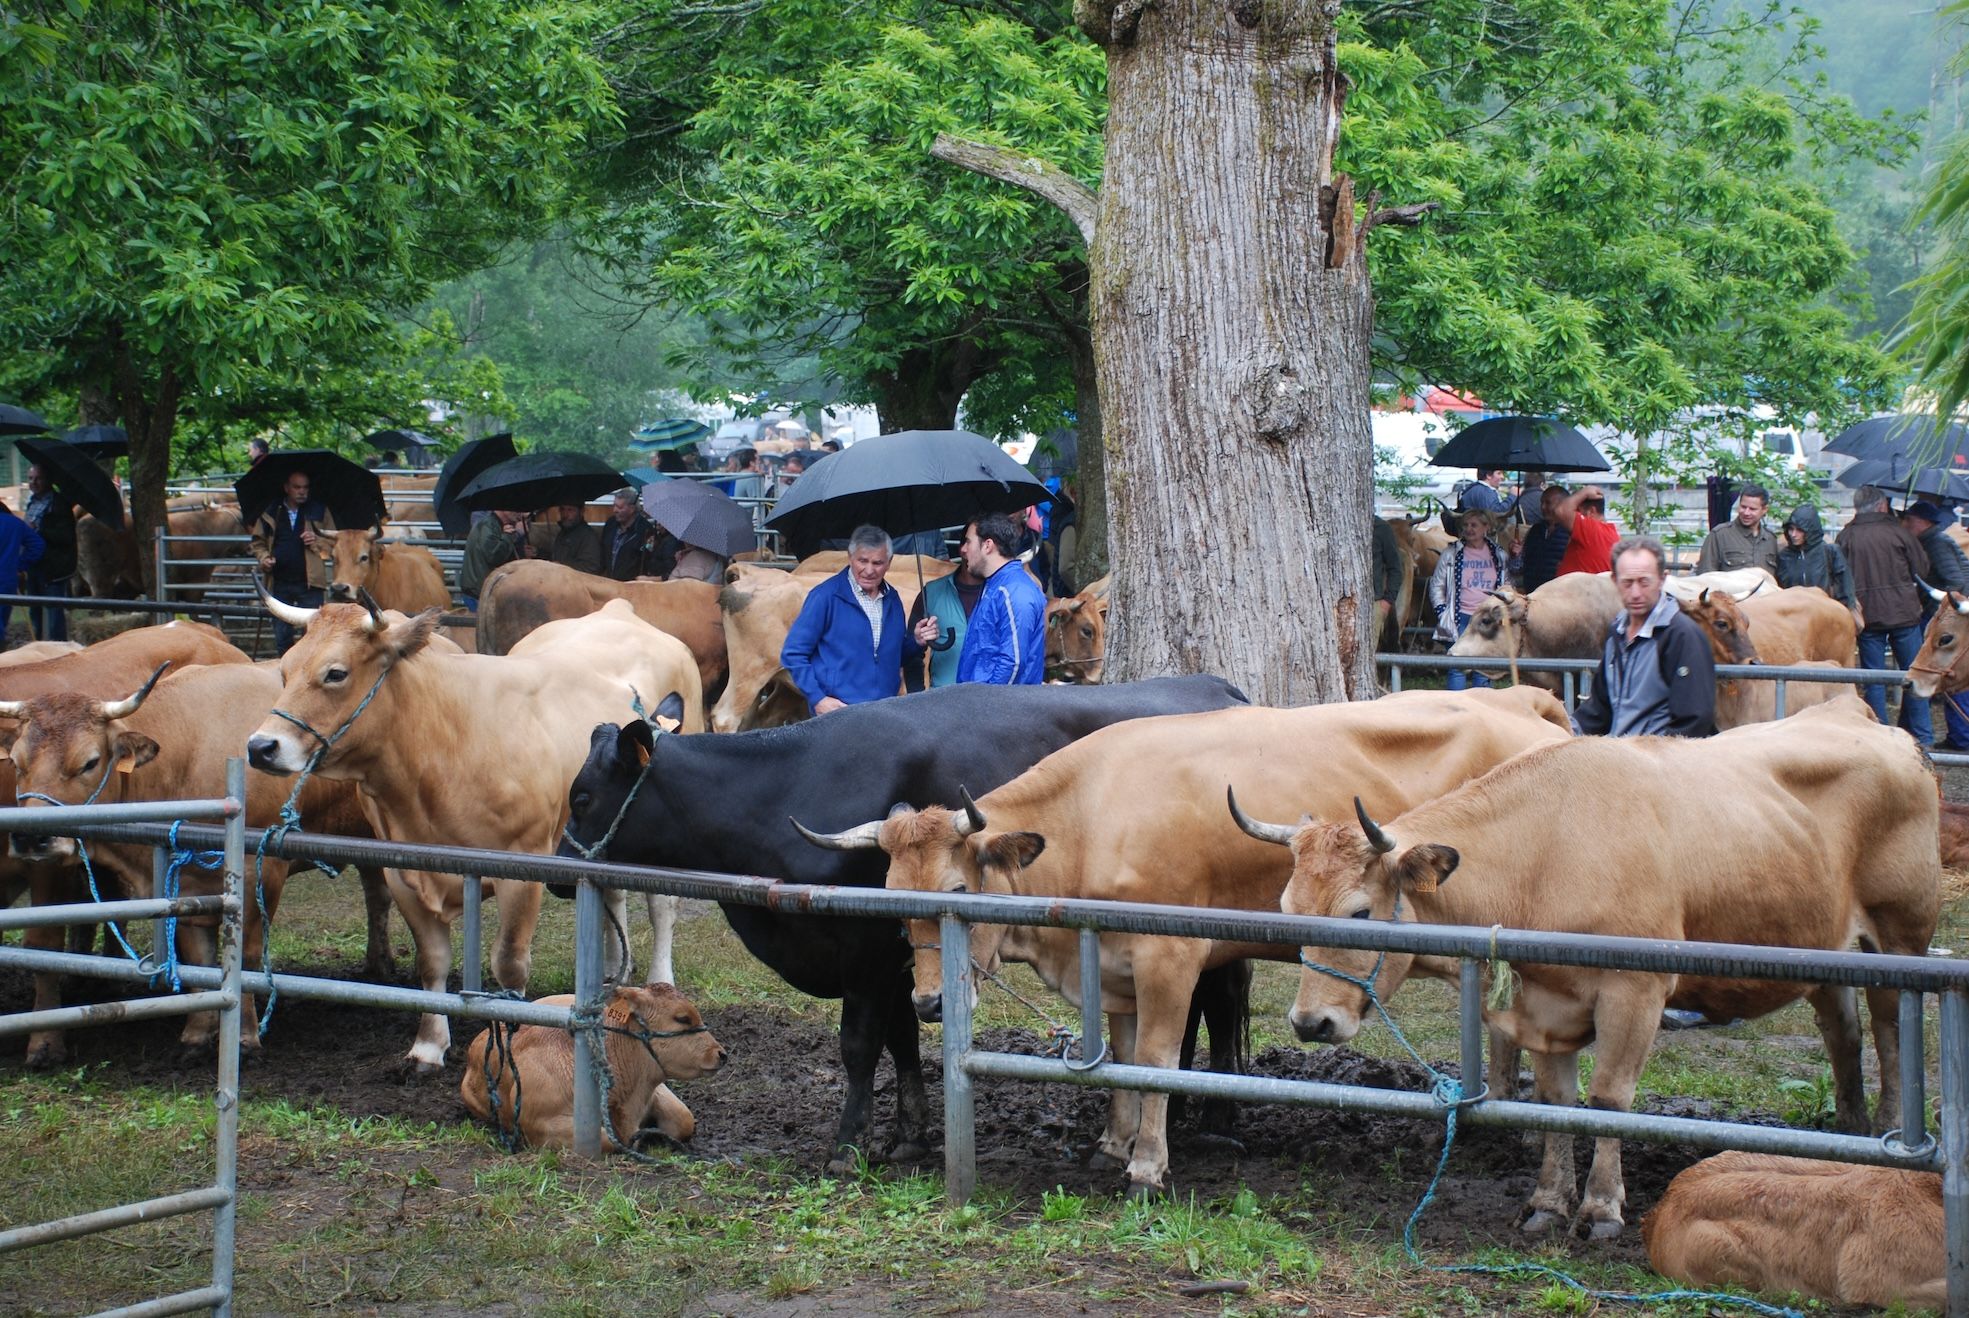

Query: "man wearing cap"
<box><xmin>1904</xmin><ymin>499</ymin><xmax>1969</xmax><ymax>749</ymax></box>
<box><xmin>1695</xmin><ymin>484</ymin><xmax>1780</xmax><ymax>575</ymax></box>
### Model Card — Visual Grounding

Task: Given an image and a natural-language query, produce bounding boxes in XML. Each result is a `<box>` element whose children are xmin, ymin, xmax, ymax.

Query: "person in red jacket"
<box><xmin>1553</xmin><ymin>484</ymin><xmax>1621</xmax><ymax>578</ymax></box>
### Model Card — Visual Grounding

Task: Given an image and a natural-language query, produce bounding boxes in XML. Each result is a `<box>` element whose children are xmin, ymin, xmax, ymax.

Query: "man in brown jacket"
<box><xmin>250</xmin><ymin>470</ymin><xmax>336</xmax><ymax>654</ymax></box>
<box><xmin>1836</xmin><ymin>484</ymin><xmax>1932</xmax><ymax>746</ymax></box>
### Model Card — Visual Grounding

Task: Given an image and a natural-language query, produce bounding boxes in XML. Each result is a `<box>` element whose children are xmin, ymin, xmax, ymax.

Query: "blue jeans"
<box><xmin>1447</xmin><ymin>610</ymin><xmax>1492</xmax><ymax>690</ymax></box>
<box><xmin>25</xmin><ymin>570</ymin><xmax>68</xmax><ymax>643</ymax></box>
<box><xmin>1859</xmin><ymin>624</ymin><xmax>1930</xmax><ymax>746</ymax></box>
<box><xmin>271</xmin><ymin>585</ymin><xmax>324</xmax><ymax>655</ymax></box>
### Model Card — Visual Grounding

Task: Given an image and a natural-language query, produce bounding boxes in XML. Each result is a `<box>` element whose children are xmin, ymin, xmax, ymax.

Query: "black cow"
<box><xmin>558</xmin><ymin>676</ymin><xmax>1248</xmax><ymax>1171</ymax></box>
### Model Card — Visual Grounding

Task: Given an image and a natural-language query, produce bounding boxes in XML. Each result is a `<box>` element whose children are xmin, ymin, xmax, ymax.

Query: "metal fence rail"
<box><xmin>0</xmin><ymin>763</ymin><xmax>247</xmax><ymax>1318</ymax></box>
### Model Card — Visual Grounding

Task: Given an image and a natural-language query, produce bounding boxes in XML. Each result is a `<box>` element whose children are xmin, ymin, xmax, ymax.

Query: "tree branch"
<box><xmin>1360</xmin><ymin>201</ymin><xmax>1441</xmax><ymax>239</ymax></box>
<box><xmin>929</xmin><ymin>134</ymin><xmax>1099</xmax><ymax>246</ymax></box>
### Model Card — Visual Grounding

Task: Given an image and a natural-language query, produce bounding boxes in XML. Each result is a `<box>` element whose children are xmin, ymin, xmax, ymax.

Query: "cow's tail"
<box><xmin>1174</xmin><ymin>960</ymin><xmax>1253</xmax><ymax>1136</ymax></box>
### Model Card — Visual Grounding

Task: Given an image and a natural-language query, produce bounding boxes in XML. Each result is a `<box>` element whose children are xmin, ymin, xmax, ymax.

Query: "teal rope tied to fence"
<box><xmin>157</xmin><ymin>819</ymin><xmax>225</xmax><ymax>994</ymax></box>
<box><xmin>1294</xmin><ymin>907</ymin><xmax>1804</xmax><ymax>1318</ymax></box>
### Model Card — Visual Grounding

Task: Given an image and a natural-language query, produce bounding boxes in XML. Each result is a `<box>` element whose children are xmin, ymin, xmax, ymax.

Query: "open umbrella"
<box><xmin>431</xmin><ymin>433</ymin><xmax>519</xmax><ymax>538</ymax></box>
<box><xmin>631</xmin><ymin>419</ymin><xmax>713</xmax><ymax>452</ymax></box>
<box><xmin>13</xmin><ymin>437</ymin><xmax>125</xmax><ymax>528</ymax></box>
<box><xmin>0</xmin><ymin>404</ymin><xmax>50</xmax><ymax>437</ymax></box>
<box><xmin>233</xmin><ymin>450</ymin><xmax>383</xmax><ymax>528</ymax></box>
<box><xmin>1823</xmin><ymin>414</ymin><xmax>1969</xmax><ymax>466</ymax></box>
<box><xmin>764</xmin><ymin>429</ymin><xmax>1059</xmax><ymax>546</ymax></box>
<box><xmin>1427</xmin><ymin>415</ymin><xmax>1611</xmax><ymax>473</ymax></box>
<box><xmin>641</xmin><ymin>479</ymin><xmax>755</xmax><ymax>558</ymax></box>
<box><xmin>1836</xmin><ymin>457</ymin><xmax>1969</xmax><ymax>504</ymax></box>
<box><xmin>363</xmin><ymin>428</ymin><xmax>438</xmax><ymax>455</ymax></box>
<box><xmin>457</xmin><ymin>451</ymin><xmax>628</xmax><ymax>513</ymax></box>
<box><xmin>60</xmin><ymin>424</ymin><xmax>128</xmax><ymax>459</ymax></box>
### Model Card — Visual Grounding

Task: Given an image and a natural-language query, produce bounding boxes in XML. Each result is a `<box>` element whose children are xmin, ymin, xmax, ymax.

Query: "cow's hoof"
<box><xmin>1125</xmin><ymin>1179</ymin><xmax>1165</xmax><ymax>1202</ymax></box>
<box><xmin>825</xmin><ymin>1155</ymin><xmax>855</xmax><ymax>1177</ymax></box>
<box><xmin>1087</xmin><ymin>1150</ymin><xmax>1127</xmax><ymax>1173</ymax></box>
<box><xmin>889</xmin><ymin>1139</ymin><xmax>929</xmax><ymax>1163</ymax></box>
<box><xmin>362</xmin><ymin>957</ymin><xmax>399</xmax><ymax>982</ymax></box>
<box><xmin>1581</xmin><ymin>1216</ymin><xmax>1623</xmax><ymax>1242</ymax></box>
<box><xmin>23</xmin><ymin>1043</ymin><xmax>64</xmax><ymax>1070</ymax></box>
<box><xmin>177</xmin><ymin>1043</ymin><xmax>216</xmax><ymax>1066</ymax></box>
<box><xmin>1520</xmin><ymin>1209</ymin><xmax>1565</xmax><ymax>1236</ymax></box>
<box><xmin>630</xmin><ymin>1127</ymin><xmax>688</xmax><ymax>1155</ymax></box>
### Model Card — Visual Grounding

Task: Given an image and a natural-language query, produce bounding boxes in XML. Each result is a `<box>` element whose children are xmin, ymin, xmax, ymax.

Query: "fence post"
<box><xmin>1774</xmin><ymin>677</ymin><xmax>1788</xmax><ymax>720</ymax></box>
<box><xmin>1942</xmin><ymin>988</ymin><xmax>1969</xmax><ymax>1317</ymax></box>
<box><xmin>213</xmin><ymin>757</ymin><xmax>246</xmax><ymax>1318</ymax></box>
<box><xmin>1562</xmin><ymin>670</ymin><xmax>1576</xmax><ymax>714</ymax></box>
<box><xmin>1905</xmin><ymin>990</ymin><xmax>1929</xmax><ymax>1154</ymax></box>
<box><xmin>1389</xmin><ymin>663</ymin><xmax>1401</xmax><ymax>694</ymax></box>
<box><xmin>1459</xmin><ymin>959</ymin><xmax>1485</xmax><ymax>1100</ymax></box>
<box><xmin>459</xmin><ymin>877</ymin><xmax>482</xmax><ymax>995</ymax></box>
<box><xmin>942</xmin><ymin>913</ymin><xmax>976</xmax><ymax>1206</ymax></box>
<box><xmin>571</xmin><ymin>878</ymin><xmax>605</xmax><ymax>1160</ymax></box>
<box><xmin>153</xmin><ymin>525</ymin><xmax>166</xmax><ymax>604</ymax></box>
<box><xmin>1077</xmin><ymin>927</ymin><xmax>1102</xmax><ymax>1067</ymax></box>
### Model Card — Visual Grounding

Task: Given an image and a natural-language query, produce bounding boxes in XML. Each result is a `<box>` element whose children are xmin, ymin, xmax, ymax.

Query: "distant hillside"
<box><xmin>1797</xmin><ymin>0</ymin><xmax>1947</xmax><ymax>130</ymax></box>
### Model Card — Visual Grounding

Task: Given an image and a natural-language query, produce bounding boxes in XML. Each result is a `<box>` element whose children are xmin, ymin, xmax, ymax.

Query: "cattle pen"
<box><xmin>13</xmin><ymin>799</ymin><xmax>1969</xmax><ymax>1316</ymax></box>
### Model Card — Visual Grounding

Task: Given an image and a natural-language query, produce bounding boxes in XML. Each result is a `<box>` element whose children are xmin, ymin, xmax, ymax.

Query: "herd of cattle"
<box><xmin>7</xmin><ymin>499</ymin><xmax>1969</xmax><ymax>1309</ymax></box>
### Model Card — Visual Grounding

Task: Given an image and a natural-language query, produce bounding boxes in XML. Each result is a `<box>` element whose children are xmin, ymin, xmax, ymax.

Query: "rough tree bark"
<box><xmin>110</xmin><ymin>330</ymin><xmax>178</xmax><ymax>598</ymax></box>
<box><xmin>1064</xmin><ymin>323</ymin><xmax>1109</xmax><ymax>584</ymax></box>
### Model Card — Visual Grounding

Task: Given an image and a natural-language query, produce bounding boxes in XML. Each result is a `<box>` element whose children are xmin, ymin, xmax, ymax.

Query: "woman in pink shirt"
<box><xmin>1429</xmin><ymin>508</ymin><xmax>1507</xmax><ymax>690</ymax></box>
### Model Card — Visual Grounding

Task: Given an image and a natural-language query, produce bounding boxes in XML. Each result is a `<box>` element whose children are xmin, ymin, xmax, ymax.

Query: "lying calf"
<box><xmin>461</xmin><ymin>984</ymin><xmax>728</xmax><ymax>1151</ymax></box>
<box><xmin>1643</xmin><ymin>1151</ymin><xmax>1942</xmax><ymax>1309</ymax></box>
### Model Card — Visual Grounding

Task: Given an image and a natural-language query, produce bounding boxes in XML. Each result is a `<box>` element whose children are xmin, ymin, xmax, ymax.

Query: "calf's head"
<box><xmin>1680</xmin><ymin>588</ymin><xmax>1758</xmax><ymax>665</ymax></box>
<box><xmin>1044</xmin><ymin>596</ymin><xmax>1107</xmax><ymax>684</ymax></box>
<box><xmin>1912</xmin><ymin>586</ymin><xmax>1969</xmax><ymax>698</ymax></box>
<box><xmin>3</xmin><ymin>665</ymin><xmax>168</xmax><ymax>860</ymax></box>
<box><xmin>1447</xmin><ymin>590</ymin><xmax>1528</xmax><ymax>659</ymax></box>
<box><xmin>1229</xmin><ymin>790</ymin><xmax>1455</xmax><ymax>1045</ymax></box>
<box><xmin>323</xmin><ymin>528</ymin><xmax>383</xmax><ymax>602</ymax></box>
<box><xmin>246</xmin><ymin>591</ymin><xmax>439</xmax><ymax>776</ymax></box>
<box><xmin>610</xmin><ymin>982</ymin><xmax>728</xmax><ymax>1082</ymax></box>
<box><xmin>792</xmin><ymin>792</ymin><xmax>1044</xmax><ymax>1023</ymax></box>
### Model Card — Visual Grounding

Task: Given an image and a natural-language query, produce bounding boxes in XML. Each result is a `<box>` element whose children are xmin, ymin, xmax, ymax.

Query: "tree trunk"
<box><xmin>1066</xmin><ymin>325</ymin><xmax>1110</xmax><ymax>584</ymax></box>
<box><xmin>869</xmin><ymin>340</ymin><xmax>986</xmax><ymax>433</ymax></box>
<box><xmin>111</xmin><ymin>335</ymin><xmax>180</xmax><ymax>598</ymax></box>
<box><xmin>1079</xmin><ymin>0</ymin><xmax>1375</xmax><ymax>705</ymax></box>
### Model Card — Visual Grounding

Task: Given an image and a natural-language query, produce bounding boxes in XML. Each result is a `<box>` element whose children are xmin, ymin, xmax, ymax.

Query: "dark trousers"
<box><xmin>25</xmin><ymin>570</ymin><xmax>68</xmax><ymax>643</ymax></box>
<box><xmin>271</xmin><ymin>584</ymin><xmax>323</xmax><ymax>655</ymax></box>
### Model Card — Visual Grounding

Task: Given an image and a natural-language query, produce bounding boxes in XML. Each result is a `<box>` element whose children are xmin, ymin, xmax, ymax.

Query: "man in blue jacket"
<box><xmin>0</xmin><ymin>499</ymin><xmax>45</xmax><ymax>649</ymax></box>
<box><xmin>946</xmin><ymin>512</ymin><xmax>1047</xmax><ymax>685</ymax></box>
<box><xmin>781</xmin><ymin>525</ymin><xmax>940</xmax><ymax>714</ymax></box>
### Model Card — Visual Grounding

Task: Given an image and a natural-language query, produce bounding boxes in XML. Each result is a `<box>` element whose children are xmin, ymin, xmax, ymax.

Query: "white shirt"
<box><xmin>853</xmin><ymin>583</ymin><xmax>885</xmax><ymax>654</ymax></box>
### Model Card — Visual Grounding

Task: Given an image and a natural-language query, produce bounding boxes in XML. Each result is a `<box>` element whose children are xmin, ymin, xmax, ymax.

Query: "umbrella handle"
<box><xmin>931</xmin><ymin>629</ymin><xmax>956</xmax><ymax>653</ymax></box>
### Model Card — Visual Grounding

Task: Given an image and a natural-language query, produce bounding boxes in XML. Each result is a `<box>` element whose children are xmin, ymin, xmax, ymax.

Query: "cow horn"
<box><xmin>355</xmin><ymin>587</ymin><xmax>386</xmax><ymax>633</ymax></box>
<box><xmin>1919</xmin><ymin>577</ymin><xmax>1948</xmax><ymax>604</ymax></box>
<box><xmin>0</xmin><ymin>697</ymin><xmax>25</xmax><ymax>720</ymax></box>
<box><xmin>100</xmin><ymin>662</ymin><xmax>171</xmax><ymax>720</ymax></box>
<box><xmin>956</xmin><ymin>787</ymin><xmax>987</xmax><ymax>837</ymax></box>
<box><xmin>1225</xmin><ymin>786</ymin><xmax>1298</xmax><ymax>848</ymax></box>
<box><xmin>255</xmin><ymin>572</ymin><xmax>319</xmax><ymax>630</ymax></box>
<box><xmin>1956</xmin><ymin>593</ymin><xmax>1969</xmax><ymax>618</ymax></box>
<box><xmin>1486</xmin><ymin>589</ymin><xmax>1512</xmax><ymax>603</ymax></box>
<box><xmin>1698</xmin><ymin>587</ymin><xmax>1710</xmax><ymax>604</ymax></box>
<box><xmin>1355</xmin><ymin>797</ymin><xmax>1396</xmax><ymax>854</ymax></box>
<box><xmin>788</xmin><ymin>815</ymin><xmax>886</xmax><ymax>851</ymax></box>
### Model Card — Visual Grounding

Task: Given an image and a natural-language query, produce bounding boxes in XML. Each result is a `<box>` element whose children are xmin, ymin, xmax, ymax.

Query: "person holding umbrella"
<box><xmin>948</xmin><ymin>512</ymin><xmax>1048</xmax><ymax>686</ymax></box>
<box><xmin>21</xmin><ymin>464</ymin><xmax>75</xmax><ymax>642</ymax></box>
<box><xmin>548</xmin><ymin>504</ymin><xmax>602</xmax><ymax>575</ymax></box>
<box><xmin>459</xmin><ymin>510</ymin><xmax>536</xmax><ymax>608</ymax></box>
<box><xmin>598</xmin><ymin>488</ymin><xmax>675</xmax><ymax>581</ymax></box>
<box><xmin>250</xmin><ymin>470</ymin><xmax>335</xmax><ymax>654</ymax></box>
<box><xmin>781</xmin><ymin>525</ymin><xmax>940</xmax><ymax>714</ymax></box>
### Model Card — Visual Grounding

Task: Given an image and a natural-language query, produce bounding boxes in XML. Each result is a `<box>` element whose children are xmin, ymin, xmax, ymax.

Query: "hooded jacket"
<box><xmin>1776</xmin><ymin>505</ymin><xmax>1856</xmax><ymax>612</ymax></box>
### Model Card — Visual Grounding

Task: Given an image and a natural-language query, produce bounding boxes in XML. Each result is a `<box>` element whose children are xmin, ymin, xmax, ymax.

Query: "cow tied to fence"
<box><xmin>247</xmin><ymin>594</ymin><xmax>702</xmax><ymax>1071</ymax></box>
<box><xmin>556</xmin><ymin>676</ymin><xmax>1251</xmax><ymax>1173</ymax></box>
<box><xmin>801</xmin><ymin>685</ymin><xmax>1572</xmax><ymax>1195</ymax></box>
<box><xmin>1243</xmin><ymin>697</ymin><xmax>1938</xmax><ymax>1239</ymax></box>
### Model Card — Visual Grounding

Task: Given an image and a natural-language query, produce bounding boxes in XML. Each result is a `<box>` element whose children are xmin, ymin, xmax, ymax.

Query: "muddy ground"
<box><xmin>0</xmin><ymin>957</ymin><xmax>1741</xmax><ymax>1277</ymax></box>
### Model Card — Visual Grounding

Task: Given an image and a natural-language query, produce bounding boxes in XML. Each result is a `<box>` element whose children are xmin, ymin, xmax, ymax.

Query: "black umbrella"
<box><xmin>0</xmin><ymin>404</ymin><xmax>50</xmax><ymax>437</ymax></box>
<box><xmin>431</xmin><ymin>433</ymin><xmax>519</xmax><ymax>537</ymax></box>
<box><xmin>13</xmin><ymin>437</ymin><xmax>125</xmax><ymax>528</ymax></box>
<box><xmin>640</xmin><ymin>479</ymin><xmax>756</xmax><ymax>558</ymax></box>
<box><xmin>363</xmin><ymin>428</ymin><xmax>438</xmax><ymax>454</ymax></box>
<box><xmin>1426</xmin><ymin>415</ymin><xmax>1611</xmax><ymax>473</ymax></box>
<box><xmin>457</xmin><ymin>451</ymin><xmax>628</xmax><ymax>513</ymax></box>
<box><xmin>764</xmin><ymin>429</ymin><xmax>1059</xmax><ymax>545</ymax></box>
<box><xmin>60</xmin><ymin>424</ymin><xmax>128</xmax><ymax>459</ymax></box>
<box><xmin>1836</xmin><ymin>457</ymin><xmax>1969</xmax><ymax>504</ymax></box>
<box><xmin>1823</xmin><ymin>414</ymin><xmax>1969</xmax><ymax>466</ymax></box>
<box><xmin>233</xmin><ymin>450</ymin><xmax>384</xmax><ymax>528</ymax></box>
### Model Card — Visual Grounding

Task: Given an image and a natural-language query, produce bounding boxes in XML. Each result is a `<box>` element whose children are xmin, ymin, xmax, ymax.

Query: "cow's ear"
<box><xmin>1393</xmin><ymin>844</ymin><xmax>1458</xmax><ymax>893</ymax></box>
<box><xmin>616</xmin><ymin>718</ymin><xmax>655</xmax><ymax>769</ymax></box>
<box><xmin>114</xmin><ymin>732</ymin><xmax>160</xmax><ymax>773</ymax></box>
<box><xmin>0</xmin><ymin>724</ymin><xmax>19</xmax><ymax>757</ymax></box>
<box><xmin>652</xmin><ymin>691</ymin><xmax>687</xmax><ymax>732</ymax></box>
<box><xmin>1505</xmin><ymin>595</ymin><xmax>1530</xmax><ymax>626</ymax></box>
<box><xmin>980</xmin><ymin>831</ymin><xmax>1045</xmax><ymax>872</ymax></box>
<box><xmin>387</xmin><ymin>608</ymin><xmax>441</xmax><ymax>660</ymax></box>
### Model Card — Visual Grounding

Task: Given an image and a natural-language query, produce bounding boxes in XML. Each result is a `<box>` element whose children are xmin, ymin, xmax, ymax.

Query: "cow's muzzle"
<box><xmin>1289</xmin><ymin>1007</ymin><xmax>1353</xmax><ymax>1045</ymax></box>
<box><xmin>245</xmin><ymin>735</ymin><xmax>288</xmax><ymax>773</ymax></box>
<box><xmin>324</xmin><ymin>583</ymin><xmax>355</xmax><ymax>602</ymax></box>
<box><xmin>912</xmin><ymin>991</ymin><xmax>942</xmax><ymax>1024</ymax></box>
<box><xmin>9</xmin><ymin>834</ymin><xmax>68</xmax><ymax>861</ymax></box>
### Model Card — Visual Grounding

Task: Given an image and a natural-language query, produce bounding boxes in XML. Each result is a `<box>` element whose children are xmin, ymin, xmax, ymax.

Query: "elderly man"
<box><xmin>1574</xmin><ymin>535</ymin><xmax>1716</xmax><ymax>739</ymax></box>
<box><xmin>597</xmin><ymin>487</ymin><xmax>676</xmax><ymax>581</ymax></box>
<box><xmin>250</xmin><ymin>469</ymin><xmax>335</xmax><ymax>653</ymax></box>
<box><xmin>548</xmin><ymin>503</ymin><xmax>601</xmax><ymax>575</ymax></box>
<box><xmin>1695</xmin><ymin>483</ymin><xmax>1779</xmax><ymax>574</ymax></box>
<box><xmin>934</xmin><ymin>511</ymin><xmax>1048</xmax><ymax>685</ymax></box>
<box><xmin>1838</xmin><ymin>484</ymin><xmax>1933</xmax><ymax>747</ymax></box>
<box><xmin>781</xmin><ymin>525</ymin><xmax>939</xmax><ymax>714</ymax></box>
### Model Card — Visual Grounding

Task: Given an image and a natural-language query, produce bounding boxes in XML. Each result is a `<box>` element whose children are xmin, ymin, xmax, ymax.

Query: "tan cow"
<box><xmin>711</xmin><ymin>572</ymin><xmax>812</xmax><ymax>733</ymax></box>
<box><xmin>474</xmin><ymin>560</ymin><xmax>727</xmax><ymax>709</ymax></box>
<box><xmin>1677</xmin><ymin>587</ymin><xmax>1858</xmax><ymax>728</ymax></box>
<box><xmin>322</xmin><ymin>527</ymin><xmax>451</xmax><ymax>614</ymax></box>
<box><xmin>799</xmin><ymin>686</ymin><xmax>1572</xmax><ymax>1194</ymax></box>
<box><xmin>74</xmin><ymin>510</ymin><xmax>142</xmax><ymax>599</ymax></box>
<box><xmin>1448</xmin><ymin>572</ymin><xmax>1621</xmax><ymax>692</ymax></box>
<box><xmin>1643</xmin><ymin>1152</ymin><xmax>1942</xmax><ymax>1309</ymax></box>
<box><xmin>1044</xmin><ymin>591</ymin><xmax>1107</xmax><ymax>684</ymax></box>
<box><xmin>1907</xmin><ymin>586</ymin><xmax>1969</xmax><ymax>699</ymax></box>
<box><xmin>4</xmin><ymin>661</ymin><xmax>396</xmax><ymax>1063</ymax></box>
<box><xmin>248</xmin><ymin>595</ymin><xmax>704</xmax><ymax>1070</ymax></box>
<box><xmin>1256</xmin><ymin>698</ymin><xmax>1939</xmax><ymax>1238</ymax></box>
<box><xmin>1661</xmin><ymin>567</ymin><xmax>1779</xmax><ymax>606</ymax></box>
<box><xmin>460</xmin><ymin>984</ymin><xmax>728</xmax><ymax>1152</ymax></box>
<box><xmin>164</xmin><ymin>502</ymin><xmax>247</xmax><ymax>602</ymax></box>
<box><xmin>0</xmin><ymin>642</ymin><xmax>81</xmax><ymax>667</ymax></box>
<box><xmin>1388</xmin><ymin>518</ymin><xmax>1452</xmax><ymax>640</ymax></box>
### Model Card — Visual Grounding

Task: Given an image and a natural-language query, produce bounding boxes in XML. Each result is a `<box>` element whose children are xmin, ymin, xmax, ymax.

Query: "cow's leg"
<box><xmin>175</xmin><ymin>920</ymin><xmax>222</xmax><ymax>1055</ymax></box>
<box><xmin>23</xmin><ymin>869</ymin><xmax>80</xmax><ymax>1067</ymax></box>
<box><xmin>390</xmin><ymin>867</ymin><xmax>459</xmax><ymax>1071</ymax></box>
<box><xmin>828</xmin><ymin>986</ymin><xmax>887</xmax><ymax>1174</ymax></box>
<box><xmin>1863</xmin><ymin>985</ymin><xmax>1903</xmax><ymax>1135</ymax></box>
<box><xmin>644</xmin><ymin>894</ymin><xmax>677</xmax><ymax>987</ymax></box>
<box><xmin>1091</xmin><ymin>1011</ymin><xmax>1140</xmax><ymax>1172</ymax></box>
<box><xmin>1487</xmin><ymin>1030</ymin><xmax>1523</xmax><ymax>1103</ymax></box>
<box><xmin>1119</xmin><ymin>962</ymin><xmax>1201</xmax><ymax>1196</ymax></box>
<box><xmin>1574</xmin><ymin>992</ymin><xmax>1661</xmax><ymax>1240</ymax></box>
<box><xmin>883</xmin><ymin>977</ymin><xmax>930</xmax><ymax>1160</ymax></box>
<box><xmin>1521</xmin><ymin>1049</ymin><xmax>1579</xmax><ymax>1235</ymax></box>
<box><xmin>357</xmin><ymin>866</ymin><xmax>396</xmax><ymax>979</ymax></box>
<box><xmin>489</xmin><ymin>877</ymin><xmax>541</xmax><ymax>996</ymax></box>
<box><xmin>1810</xmin><ymin>984</ymin><xmax>1869</xmax><ymax>1133</ymax></box>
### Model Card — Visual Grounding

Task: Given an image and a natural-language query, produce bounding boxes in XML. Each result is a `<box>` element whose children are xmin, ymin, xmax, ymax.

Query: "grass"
<box><xmin>3</xmin><ymin>863</ymin><xmax>1959</xmax><ymax>1315</ymax></box>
